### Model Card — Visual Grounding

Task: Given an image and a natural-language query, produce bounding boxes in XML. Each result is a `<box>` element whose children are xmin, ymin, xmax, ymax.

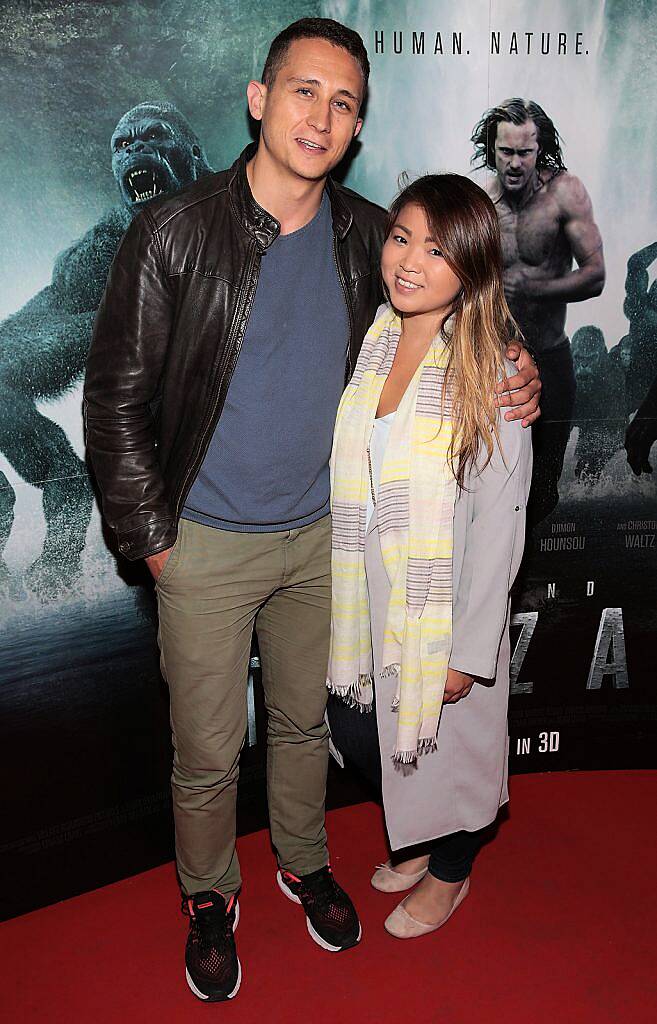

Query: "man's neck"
<box><xmin>246</xmin><ymin>143</ymin><xmax>327</xmax><ymax>235</ymax></box>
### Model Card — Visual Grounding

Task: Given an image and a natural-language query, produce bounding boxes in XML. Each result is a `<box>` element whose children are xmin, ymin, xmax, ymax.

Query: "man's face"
<box><xmin>248</xmin><ymin>37</ymin><xmax>364</xmax><ymax>182</ymax></box>
<box><xmin>494</xmin><ymin>121</ymin><xmax>539</xmax><ymax>193</ymax></box>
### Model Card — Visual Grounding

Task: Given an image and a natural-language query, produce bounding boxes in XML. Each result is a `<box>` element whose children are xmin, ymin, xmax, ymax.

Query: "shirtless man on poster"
<box><xmin>472</xmin><ymin>99</ymin><xmax>605</xmax><ymax>524</ymax></box>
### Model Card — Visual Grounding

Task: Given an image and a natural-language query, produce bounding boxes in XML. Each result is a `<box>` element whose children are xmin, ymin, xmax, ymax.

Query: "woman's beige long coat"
<box><xmin>365</xmin><ymin>391</ymin><xmax>533</xmax><ymax>850</ymax></box>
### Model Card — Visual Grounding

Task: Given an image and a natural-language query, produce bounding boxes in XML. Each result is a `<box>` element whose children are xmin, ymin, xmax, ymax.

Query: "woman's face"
<box><xmin>381</xmin><ymin>203</ymin><xmax>462</xmax><ymax>321</ymax></box>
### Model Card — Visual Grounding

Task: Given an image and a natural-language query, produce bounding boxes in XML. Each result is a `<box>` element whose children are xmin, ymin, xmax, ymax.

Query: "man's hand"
<box><xmin>502</xmin><ymin>264</ymin><xmax>534</xmax><ymax>302</ymax></box>
<box><xmin>145</xmin><ymin>546</ymin><xmax>174</xmax><ymax>581</ymax></box>
<box><xmin>496</xmin><ymin>342</ymin><xmax>542</xmax><ymax>427</ymax></box>
<box><xmin>444</xmin><ymin>668</ymin><xmax>475</xmax><ymax>704</ymax></box>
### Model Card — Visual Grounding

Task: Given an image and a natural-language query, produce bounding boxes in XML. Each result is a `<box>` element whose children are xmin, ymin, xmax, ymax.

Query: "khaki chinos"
<box><xmin>156</xmin><ymin>515</ymin><xmax>331</xmax><ymax>897</ymax></box>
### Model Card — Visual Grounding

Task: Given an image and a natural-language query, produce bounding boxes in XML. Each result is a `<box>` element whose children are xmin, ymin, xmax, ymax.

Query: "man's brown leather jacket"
<box><xmin>84</xmin><ymin>144</ymin><xmax>387</xmax><ymax>561</ymax></box>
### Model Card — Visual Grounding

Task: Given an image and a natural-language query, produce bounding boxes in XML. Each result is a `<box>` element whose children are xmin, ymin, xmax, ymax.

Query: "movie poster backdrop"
<box><xmin>1</xmin><ymin>0</ymin><xmax>655</xmax><ymax>918</ymax></box>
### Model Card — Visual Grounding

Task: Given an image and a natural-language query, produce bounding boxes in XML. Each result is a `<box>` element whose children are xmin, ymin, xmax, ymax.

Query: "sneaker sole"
<box><xmin>276</xmin><ymin>871</ymin><xmax>362</xmax><ymax>953</ymax></box>
<box><xmin>185</xmin><ymin>900</ymin><xmax>242</xmax><ymax>1001</ymax></box>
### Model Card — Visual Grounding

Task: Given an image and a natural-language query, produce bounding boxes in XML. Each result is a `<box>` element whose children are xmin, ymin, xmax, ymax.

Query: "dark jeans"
<box><xmin>381</xmin><ymin>828</ymin><xmax>483</xmax><ymax>882</ymax></box>
<box><xmin>327</xmin><ymin>694</ymin><xmax>484</xmax><ymax>882</ymax></box>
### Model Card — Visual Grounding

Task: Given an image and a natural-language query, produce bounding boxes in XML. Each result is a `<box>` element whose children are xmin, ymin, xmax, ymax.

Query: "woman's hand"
<box><xmin>444</xmin><ymin>668</ymin><xmax>475</xmax><ymax>704</ymax></box>
<box><xmin>496</xmin><ymin>342</ymin><xmax>542</xmax><ymax>427</ymax></box>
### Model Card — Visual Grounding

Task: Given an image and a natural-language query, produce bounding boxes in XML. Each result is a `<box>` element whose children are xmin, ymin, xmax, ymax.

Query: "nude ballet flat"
<box><xmin>384</xmin><ymin>877</ymin><xmax>470</xmax><ymax>938</ymax></box>
<box><xmin>370</xmin><ymin>860</ymin><xmax>429</xmax><ymax>893</ymax></box>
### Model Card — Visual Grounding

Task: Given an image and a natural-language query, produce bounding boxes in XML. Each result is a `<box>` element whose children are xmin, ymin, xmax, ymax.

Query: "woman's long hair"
<box><xmin>385</xmin><ymin>173</ymin><xmax>521</xmax><ymax>488</ymax></box>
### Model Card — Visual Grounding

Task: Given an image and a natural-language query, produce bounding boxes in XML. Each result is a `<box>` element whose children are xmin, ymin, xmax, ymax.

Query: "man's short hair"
<box><xmin>261</xmin><ymin>17</ymin><xmax>370</xmax><ymax>94</ymax></box>
<box><xmin>471</xmin><ymin>98</ymin><xmax>566</xmax><ymax>174</ymax></box>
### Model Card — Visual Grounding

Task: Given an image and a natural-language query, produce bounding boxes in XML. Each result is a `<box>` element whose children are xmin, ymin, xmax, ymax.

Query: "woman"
<box><xmin>327</xmin><ymin>173</ymin><xmax>533</xmax><ymax>939</ymax></box>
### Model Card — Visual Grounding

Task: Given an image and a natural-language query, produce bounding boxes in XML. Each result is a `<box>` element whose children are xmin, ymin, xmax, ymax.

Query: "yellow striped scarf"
<box><xmin>328</xmin><ymin>304</ymin><xmax>456</xmax><ymax>762</ymax></box>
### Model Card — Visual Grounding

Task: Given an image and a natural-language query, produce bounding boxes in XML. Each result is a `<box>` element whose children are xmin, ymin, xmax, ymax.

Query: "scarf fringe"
<box><xmin>391</xmin><ymin>736</ymin><xmax>439</xmax><ymax>765</ymax></box>
<box><xmin>326</xmin><ymin>675</ymin><xmax>374</xmax><ymax>713</ymax></box>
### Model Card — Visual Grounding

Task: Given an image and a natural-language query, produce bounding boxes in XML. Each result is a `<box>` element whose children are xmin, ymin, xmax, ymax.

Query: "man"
<box><xmin>85</xmin><ymin>20</ymin><xmax>540</xmax><ymax>1003</ymax></box>
<box><xmin>472</xmin><ymin>98</ymin><xmax>605</xmax><ymax>524</ymax></box>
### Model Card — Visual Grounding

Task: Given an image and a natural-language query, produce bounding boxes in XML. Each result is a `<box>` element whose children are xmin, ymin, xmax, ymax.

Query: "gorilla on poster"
<box><xmin>0</xmin><ymin>103</ymin><xmax>212</xmax><ymax>599</ymax></box>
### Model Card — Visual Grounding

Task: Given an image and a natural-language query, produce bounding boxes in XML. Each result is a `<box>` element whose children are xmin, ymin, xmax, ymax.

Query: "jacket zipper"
<box><xmin>333</xmin><ymin>234</ymin><xmax>354</xmax><ymax>385</ymax></box>
<box><xmin>175</xmin><ymin>240</ymin><xmax>261</xmax><ymax>517</ymax></box>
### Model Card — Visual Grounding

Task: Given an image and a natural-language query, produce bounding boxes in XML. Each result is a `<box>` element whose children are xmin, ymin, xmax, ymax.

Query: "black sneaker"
<box><xmin>277</xmin><ymin>865</ymin><xmax>361</xmax><ymax>952</ymax></box>
<box><xmin>183</xmin><ymin>890</ymin><xmax>241</xmax><ymax>1001</ymax></box>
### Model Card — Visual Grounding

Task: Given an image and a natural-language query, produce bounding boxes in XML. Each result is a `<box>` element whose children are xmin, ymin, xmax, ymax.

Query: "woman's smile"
<box><xmin>395</xmin><ymin>275</ymin><xmax>422</xmax><ymax>291</ymax></box>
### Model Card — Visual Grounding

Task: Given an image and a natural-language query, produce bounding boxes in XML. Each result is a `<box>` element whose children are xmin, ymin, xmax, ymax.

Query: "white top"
<box><xmin>366</xmin><ymin>411</ymin><xmax>396</xmax><ymax>528</ymax></box>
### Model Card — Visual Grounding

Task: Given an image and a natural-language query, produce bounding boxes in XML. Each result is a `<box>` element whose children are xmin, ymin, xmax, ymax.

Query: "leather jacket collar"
<box><xmin>228</xmin><ymin>143</ymin><xmax>353</xmax><ymax>249</ymax></box>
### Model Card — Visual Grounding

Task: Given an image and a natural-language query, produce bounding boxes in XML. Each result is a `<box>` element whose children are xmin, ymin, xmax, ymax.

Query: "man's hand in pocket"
<box><xmin>145</xmin><ymin>546</ymin><xmax>174</xmax><ymax>581</ymax></box>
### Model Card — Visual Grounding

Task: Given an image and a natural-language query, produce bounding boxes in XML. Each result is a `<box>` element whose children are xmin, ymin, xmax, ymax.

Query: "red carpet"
<box><xmin>3</xmin><ymin>771</ymin><xmax>656</xmax><ymax>1023</ymax></box>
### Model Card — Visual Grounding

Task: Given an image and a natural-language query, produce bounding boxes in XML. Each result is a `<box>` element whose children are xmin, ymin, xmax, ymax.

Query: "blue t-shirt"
<box><xmin>182</xmin><ymin>191</ymin><xmax>349</xmax><ymax>532</ymax></box>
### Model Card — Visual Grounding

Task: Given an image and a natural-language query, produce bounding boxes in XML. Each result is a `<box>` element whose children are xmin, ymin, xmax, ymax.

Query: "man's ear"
<box><xmin>247</xmin><ymin>80</ymin><xmax>267</xmax><ymax>122</ymax></box>
<box><xmin>353</xmin><ymin>117</ymin><xmax>363</xmax><ymax>139</ymax></box>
